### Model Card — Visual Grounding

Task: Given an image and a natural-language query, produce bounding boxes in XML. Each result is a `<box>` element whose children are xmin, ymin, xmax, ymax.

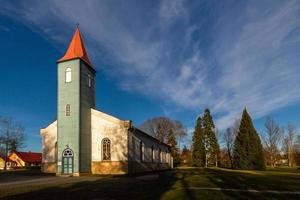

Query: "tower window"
<box><xmin>65</xmin><ymin>68</ymin><xmax>72</xmax><ymax>83</ymax></box>
<box><xmin>66</xmin><ymin>104</ymin><xmax>70</xmax><ymax>116</ymax></box>
<box><xmin>102</xmin><ymin>138</ymin><xmax>111</xmax><ymax>161</ymax></box>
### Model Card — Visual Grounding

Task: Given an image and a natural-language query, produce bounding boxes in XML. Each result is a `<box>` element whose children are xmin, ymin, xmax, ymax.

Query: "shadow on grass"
<box><xmin>3</xmin><ymin>168</ymin><xmax>300</xmax><ymax>200</ymax></box>
<box><xmin>205</xmin><ymin>168</ymin><xmax>300</xmax><ymax>200</ymax></box>
<box><xmin>2</xmin><ymin>171</ymin><xmax>177</xmax><ymax>200</ymax></box>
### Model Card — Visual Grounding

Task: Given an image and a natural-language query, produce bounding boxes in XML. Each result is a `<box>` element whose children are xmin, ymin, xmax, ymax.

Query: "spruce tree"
<box><xmin>233</xmin><ymin>108</ymin><xmax>265</xmax><ymax>170</ymax></box>
<box><xmin>202</xmin><ymin>109</ymin><xmax>220</xmax><ymax>167</ymax></box>
<box><xmin>192</xmin><ymin>117</ymin><xmax>205</xmax><ymax>167</ymax></box>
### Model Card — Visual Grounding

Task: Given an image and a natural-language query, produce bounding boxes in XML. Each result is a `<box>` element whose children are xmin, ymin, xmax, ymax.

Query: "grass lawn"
<box><xmin>0</xmin><ymin>167</ymin><xmax>300</xmax><ymax>200</ymax></box>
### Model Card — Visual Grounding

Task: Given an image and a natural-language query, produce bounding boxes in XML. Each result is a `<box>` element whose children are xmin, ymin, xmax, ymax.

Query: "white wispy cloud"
<box><xmin>1</xmin><ymin>0</ymin><xmax>300</xmax><ymax>130</ymax></box>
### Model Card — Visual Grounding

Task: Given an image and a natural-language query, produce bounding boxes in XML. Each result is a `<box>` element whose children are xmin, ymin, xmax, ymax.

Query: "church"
<box><xmin>40</xmin><ymin>27</ymin><xmax>173</xmax><ymax>176</ymax></box>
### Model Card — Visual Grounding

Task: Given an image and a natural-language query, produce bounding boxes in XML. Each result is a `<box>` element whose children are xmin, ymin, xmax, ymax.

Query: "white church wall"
<box><xmin>91</xmin><ymin>109</ymin><xmax>130</xmax><ymax>162</ymax></box>
<box><xmin>40</xmin><ymin>120</ymin><xmax>57</xmax><ymax>173</ymax></box>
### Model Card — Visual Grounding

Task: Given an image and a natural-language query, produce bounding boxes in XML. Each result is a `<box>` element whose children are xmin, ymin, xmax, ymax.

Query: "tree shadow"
<box><xmin>204</xmin><ymin>168</ymin><xmax>300</xmax><ymax>200</ymax></box>
<box><xmin>1</xmin><ymin>170</ymin><xmax>178</xmax><ymax>200</ymax></box>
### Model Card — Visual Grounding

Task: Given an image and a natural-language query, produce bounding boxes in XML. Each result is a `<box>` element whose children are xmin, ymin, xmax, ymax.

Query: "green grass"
<box><xmin>161</xmin><ymin>167</ymin><xmax>300</xmax><ymax>199</ymax></box>
<box><xmin>1</xmin><ymin>167</ymin><xmax>300</xmax><ymax>200</ymax></box>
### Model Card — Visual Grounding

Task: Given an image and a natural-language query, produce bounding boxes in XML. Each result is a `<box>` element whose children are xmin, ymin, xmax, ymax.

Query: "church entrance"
<box><xmin>62</xmin><ymin>148</ymin><xmax>74</xmax><ymax>174</ymax></box>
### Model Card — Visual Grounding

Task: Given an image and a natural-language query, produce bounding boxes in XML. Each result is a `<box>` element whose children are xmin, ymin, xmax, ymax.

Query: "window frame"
<box><xmin>158</xmin><ymin>148</ymin><xmax>161</xmax><ymax>163</ymax></box>
<box><xmin>65</xmin><ymin>104</ymin><xmax>71</xmax><ymax>116</ymax></box>
<box><xmin>65</xmin><ymin>67</ymin><xmax>72</xmax><ymax>83</ymax></box>
<box><xmin>140</xmin><ymin>141</ymin><xmax>144</xmax><ymax>162</ymax></box>
<box><xmin>102</xmin><ymin>138</ymin><xmax>111</xmax><ymax>161</ymax></box>
<box><xmin>151</xmin><ymin>146</ymin><xmax>154</xmax><ymax>163</ymax></box>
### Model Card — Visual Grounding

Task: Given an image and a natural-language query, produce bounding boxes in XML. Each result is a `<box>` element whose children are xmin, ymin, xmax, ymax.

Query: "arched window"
<box><xmin>65</xmin><ymin>68</ymin><xmax>72</xmax><ymax>83</ymax></box>
<box><xmin>102</xmin><ymin>138</ymin><xmax>111</xmax><ymax>161</ymax></box>
<box><xmin>66</xmin><ymin>104</ymin><xmax>70</xmax><ymax>116</ymax></box>
<box><xmin>63</xmin><ymin>148</ymin><xmax>73</xmax><ymax>157</ymax></box>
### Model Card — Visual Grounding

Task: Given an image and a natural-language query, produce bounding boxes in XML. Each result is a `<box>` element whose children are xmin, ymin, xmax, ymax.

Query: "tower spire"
<box><xmin>58</xmin><ymin>26</ymin><xmax>92</xmax><ymax>67</ymax></box>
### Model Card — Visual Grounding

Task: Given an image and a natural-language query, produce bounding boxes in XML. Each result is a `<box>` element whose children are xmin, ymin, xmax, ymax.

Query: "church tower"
<box><xmin>56</xmin><ymin>27</ymin><xmax>96</xmax><ymax>175</ymax></box>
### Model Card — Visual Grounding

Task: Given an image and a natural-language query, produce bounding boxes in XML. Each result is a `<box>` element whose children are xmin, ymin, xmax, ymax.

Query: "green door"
<box><xmin>62</xmin><ymin>148</ymin><xmax>74</xmax><ymax>174</ymax></box>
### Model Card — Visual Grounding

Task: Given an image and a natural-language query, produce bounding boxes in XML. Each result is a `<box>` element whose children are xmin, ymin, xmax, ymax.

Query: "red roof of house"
<box><xmin>57</xmin><ymin>26</ymin><xmax>93</xmax><ymax>67</ymax></box>
<box><xmin>0</xmin><ymin>156</ymin><xmax>16</xmax><ymax>163</ymax></box>
<box><xmin>13</xmin><ymin>151</ymin><xmax>42</xmax><ymax>163</ymax></box>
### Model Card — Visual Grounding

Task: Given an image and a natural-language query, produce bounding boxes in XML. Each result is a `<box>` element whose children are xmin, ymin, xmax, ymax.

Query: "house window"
<box><xmin>66</xmin><ymin>104</ymin><xmax>70</xmax><ymax>116</ymax></box>
<box><xmin>140</xmin><ymin>141</ymin><xmax>144</xmax><ymax>162</ymax></box>
<box><xmin>65</xmin><ymin>68</ymin><xmax>72</xmax><ymax>83</ymax></box>
<box><xmin>159</xmin><ymin>148</ymin><xmax>161</xmax><ymax>163</ymax></box>
<box><xmin>132</xmin><ymin>136</ymin><xmax>136</xmax><ymax>161</ymax></box>
<box><xmin>151</xmin><ymin>146</ymin><xmax>154</xmax><ymax>163</ymax></box>
<box><xmin>102</xmin><ymin>138</ymin><xmax>111</xmax><ymax>161</ymax></box>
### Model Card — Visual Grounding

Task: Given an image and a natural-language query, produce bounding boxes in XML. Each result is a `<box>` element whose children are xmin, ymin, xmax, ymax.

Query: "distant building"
<box><xmin>0</xmin><ymin>156</ymin><xmax>16</xmax><ymax>170</ymax></box>
<box><xmin>40</xmin><ymin>27</ymin><xmax>173</xmax><ymax>176</ymax></box>
<box><xmin>0</xmin><ymin>157</ymin><xmax>5</xmax><ymax>169</ymax></box>
<box><xmin>8</xmin><ymin>151</ymin><xmax>42</xmax><ymax>167</ymax></box>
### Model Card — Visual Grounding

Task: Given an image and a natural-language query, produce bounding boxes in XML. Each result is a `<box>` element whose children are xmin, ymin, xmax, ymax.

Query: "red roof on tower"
<box><xmin>57</xmin><ymin>27</ymin><xmax>93</xmax><ymax>67</ymax></box>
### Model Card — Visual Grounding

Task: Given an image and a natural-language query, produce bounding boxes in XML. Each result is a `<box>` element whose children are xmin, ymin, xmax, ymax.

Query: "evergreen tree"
<box><xmin>233</xmin><ymin>108</ymin><xmax>265</xmax><ymax>170</ymax></box>
<box><xmin>202</xmin><ymin>108</ymin><xmax>220</xmax><ymax>167</ymax></box>
<box><xmin>192</xmin><ymin>117</ymin><xmax>205</xmax><ymax>167</ymax></box>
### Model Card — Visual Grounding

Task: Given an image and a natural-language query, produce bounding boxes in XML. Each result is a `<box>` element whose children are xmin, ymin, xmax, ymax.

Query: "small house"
<box><xmin>8</xmin><ymin>151</ymin><xmax>42</xmax><ymax>167</ymax></box>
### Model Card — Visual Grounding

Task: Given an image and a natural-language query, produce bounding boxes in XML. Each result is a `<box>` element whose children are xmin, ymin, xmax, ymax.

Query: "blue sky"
<box><xmin>0</xmin><ymin>0</ymin><xmax>300</xmax><ymax>152</ymax></box>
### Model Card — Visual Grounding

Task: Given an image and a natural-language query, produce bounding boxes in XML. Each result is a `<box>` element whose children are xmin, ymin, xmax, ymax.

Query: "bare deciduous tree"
<box><xmin>223</xmin><ymin>119</ymin><xmax>239</xmax><ymax>168</ymax></box>
<box><xmin>283</xmin><ymin>124</ymin><xmax>297</xmax><ymax>167</ymax></box>
<box><xmin>224</xmin><ymin>128</ymin><xmax>235</xmax><ymax>168</ymax></box>
<box><xmin>0</xmin><ymin>116</ymin><xmax>26</xmax><ymax>170</ymax></box>
<box><xmin>263</xmin><ymin>117</ymin><xmax>283</xmax><ymax>167</ymax></box>
<box><xmin>139</xmin><ymin>116</ymin><xmax>186</xmax><ymax>145</ymax></box>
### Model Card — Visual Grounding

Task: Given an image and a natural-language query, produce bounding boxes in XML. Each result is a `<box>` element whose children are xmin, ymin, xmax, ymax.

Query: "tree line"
<box><xmin>140</xmin><ymin>108</ymin><xmax>300</xmax><ymax>169</ymax></box>
<box><xmin>222</xmin><ymin>116</ymin><xmax>300</xmax><ymax>168</ymax></box>
<box><xmin>187</xmin><ymin>109</ymin><xmax>299</xmax><ymax>169</ymax></box>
